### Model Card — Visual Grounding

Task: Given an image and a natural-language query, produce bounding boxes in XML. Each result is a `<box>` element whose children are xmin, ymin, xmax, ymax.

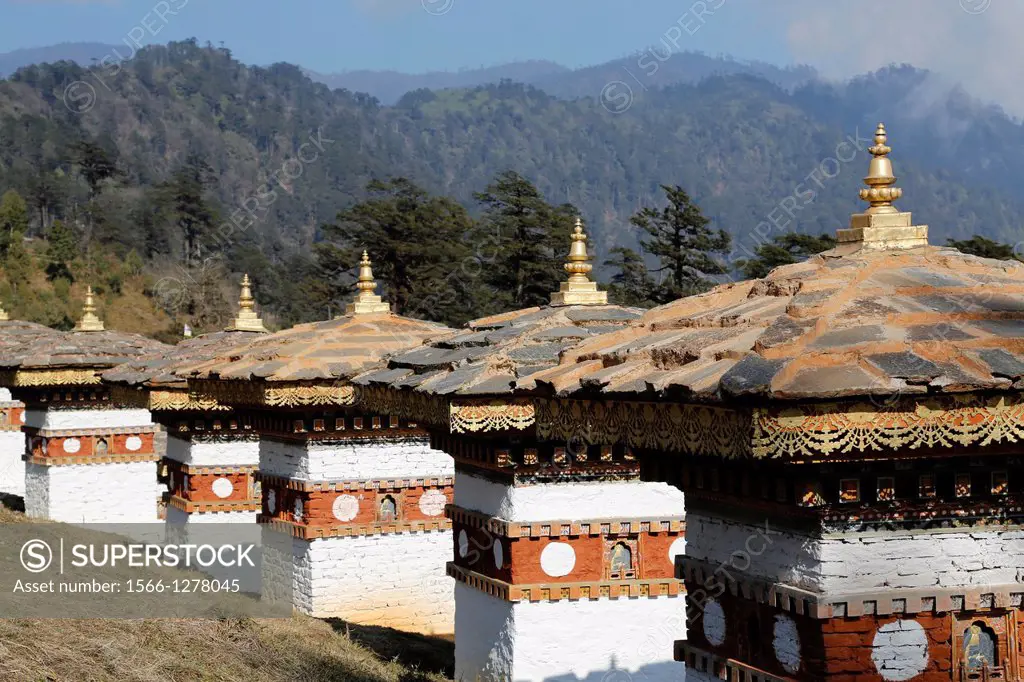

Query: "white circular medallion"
<box><xmin>418</xmin><ymin>489</ymin><xmax>447</xmax><ymax>517</ymax></box>
<box><xmin>211</xmin><ymin>477</ymin><xmax>234</xmax><ymax>499</ymax></box>
<box><xmin>458</xmin><ymin>530</ymin><xmax>469</xmax><ymax>558</ymax></box>
<box><xmin>493</xmin><ymin>541</ymin><xmax>504</xmax><ymax>569</ymax></box>
<box><xmin>19</xmin><ymin>411</ymin><xmax>25</xmax><ymax>424</ymax></box>
<box><xmin>125</xmin><ymin>435</ymin><xmax>143</xmax><ymax>452</ymax></box>
<box><xmin>332</xmin><ymin>494</ymin><xmax>360</xmax><ymax>522</ymax></box>
<box><xmin>702</xmin><ymin>599</ymin><xmax>727</xmax><ymax>647</ymax></box>
<box><xmin>62</xmin><ymin>438</ymin><xmax>81</xmax><ymax>454</ymax></box>
<box><xmin>267</xmin><ymin>489</ymin><xmax>277</xmax><ymax>514</ymax></box>
<box><xmin>294</xmin><ymin>498</ymin><xmax>304</xmax><ymax>522</ymax></box>
<box><xmin>668</xmin><ymin>537</ymin><xmax>687</xmax><ymax>566</ymax></box>
<box><xmin>539</xmin><ymin>542</ymin><xmax>576</xmax><ymax>577</ymax></box>
<box><xmin>871</xmin><ymin>619</ymin><xmax>928</xmax><ymax>681</ymax></box>
<box><xmin>773</xmin><ymin>614</ymin><xmax>801</xmax><ymax>674</ymax></box>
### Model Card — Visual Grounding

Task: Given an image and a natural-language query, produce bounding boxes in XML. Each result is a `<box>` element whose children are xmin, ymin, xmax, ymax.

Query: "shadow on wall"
<box><xmin>536</xmin><ymin>659</ymin><xmax>682</xmax><ymax>682</ymax></box>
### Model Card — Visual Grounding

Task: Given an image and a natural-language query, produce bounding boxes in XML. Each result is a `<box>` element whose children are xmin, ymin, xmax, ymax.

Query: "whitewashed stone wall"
<box><xmin>260</xmin><ymin>438</ymin><xmax>453</xmax><ymax>481</ymax></box>
<box><xmin>25</xmin><ymin>461</ymin><xmax>160</xmax><ymax>524</ymax></box>
<box><xmin>165</xmin><ymin>505</ymin><xmax>256</xmax><ymax>526</ymax></box>
<box><xmin>686</xmin><ymin>512</ymin><xmax>1024</xmax><ymax>595</ymax></box>
<box><xmin>24</xmin><ymin>408</ymin><xmax>153</xmax><ymax>430</ymax></box>
<box><xmin>454</xmin><ymin>582</ymin><xmax>686</xmax><ymax>682</ymax></box>
<box><xmin>0</xmin><ymin>431</ymin><xmax>25</xmax><ymax>497</ymax></box>
<box><xmin>454</xmin><ymin>473</ymin><xmax>686</xmax><ymax>521</ymax></box>
<box><xmin>165</xmin><ymin>434</ymin><xmax>260</xmax><ymax>466</ymax></box>
<box><xmin>262</xmin><ymin>526</ymin><xmax>454</xmax><ymax>634</ymax></box>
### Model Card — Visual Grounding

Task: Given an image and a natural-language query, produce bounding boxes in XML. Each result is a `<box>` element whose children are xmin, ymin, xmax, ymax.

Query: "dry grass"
<box><xmin>0</xmin><ymin>505</ymin><xmax>454</xmax><ymax>682</ymax></box>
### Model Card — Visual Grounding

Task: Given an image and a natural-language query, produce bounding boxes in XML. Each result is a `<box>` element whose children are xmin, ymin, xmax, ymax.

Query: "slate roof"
<box><xmin>355</xmin><ymin>305</ymin><xmax>643</xmax><ymax>397</ymax></box>
<box><xmin>0</xmin><ymin>320</ymin><xmax>62</xmax><ymax>358</ymax></box>
<box><xmin>102</xmin><ymin>330</ymin><xmax>265</xmax><ymax>388</ymax></box>
<box><xmin>178</xmin><ymin>313</ymin><xmax>452</xmax><ymax>383</ymax></box>
<box><xmin>538</xmin><ymin>245</ymin><xmax>1024</xmax><ymax>403</ymax></box>
<box><xmin>0</xmin><ymin>328</ymin><xmax>170</xmax><ymax>371</ymax></box>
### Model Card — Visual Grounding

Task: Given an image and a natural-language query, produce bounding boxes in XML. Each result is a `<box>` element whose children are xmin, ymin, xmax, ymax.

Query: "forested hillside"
<box><xmin>1</xmin><ymin>39</ymin><xmax>1022</xmax><ymax>333</ymax></box>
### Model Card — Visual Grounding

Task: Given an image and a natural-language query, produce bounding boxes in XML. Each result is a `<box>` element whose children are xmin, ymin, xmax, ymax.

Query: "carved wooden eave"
<box><xmin>0</xmin><ymin>368</ymin><xmax>103</xmax><ymax>388</ymax></box>
<box><xmin>356</xmin><ymin>385</ymin><xmax>534</xmax><ymax>434</ymax></box>
<box><xmin>188</xmin><ymin>378</ymin><xmax>356</xmax><ymax>409</ymax></box>
<box><xmin>107</xmin><ymin>384</ymin><xmax>230</xmax><ymax>412</ymax></box>
<box><xmin>536</xmin><ymin>392</ymin><xmax>1024</xmax><ymax>460</ymax></box>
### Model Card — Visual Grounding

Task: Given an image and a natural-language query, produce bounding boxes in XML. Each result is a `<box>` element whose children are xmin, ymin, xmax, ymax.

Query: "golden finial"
<box><xmin>345</xmin><ymin>250</ymin><xmax>391</xmax><ymax>315</ymax></box>
<box><xmin>859</xmin><ymin>123</ymin><xmax>902</xmax><ymax>215</ymax></box>
<box><xmin>225</xmin><ymin>273</ymin><xmax>269</xmax><ymax>332</ymax></box>
<box><xmin>837</xmin><ymin>123</ymin><xmax>928</xmax><ymax>251</ymax></box>
<box><xmin>74</xmin><ymin>286</ymin><xmax>105</xmax><ymax>332</ymax></box>
<box><xmin>550</xmin><ymin>217</ymin><xmax>608</xmax><ymax>306</ymax></box>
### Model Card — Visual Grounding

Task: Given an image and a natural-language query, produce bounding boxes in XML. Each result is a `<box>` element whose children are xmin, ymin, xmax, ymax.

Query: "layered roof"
<box><xmin>542</xmin><ymin>124</ymin><xmax>1024</xmax><ymax>405</ymax></box>
<box><xmin>102</xmin><ymin>275</ymin><xmax>270</xmax><ymax>391</ymax></box>
<box><xmin>178</xmin><ymin>254</ymin><xmax>452</xmax><ymax>408</ymax></box>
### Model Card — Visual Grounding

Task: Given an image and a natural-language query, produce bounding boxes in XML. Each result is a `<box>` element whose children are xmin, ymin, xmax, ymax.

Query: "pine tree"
<box><xmin>604</xmin><ymin>247</ymin><xmax>657</xmax><ymax>308</ymax></box>
<box><xmin>630</xmin><ymin>185</ymin><xmax>731</xmax><ymax>304</ymax></box>
<box><xmin>474</xmin><ymin>170</ymin><xmax>575</xmax><ymax>312</ymax></box>
<box><xmin>946</xmin><ymin>236</ymin><xmax>1020</xmax><ymax>261</ymax></box>
<box><xmin>736</xmin><ymin>233</ymin><xmax>837</xmax><ymax>279</ymax></box>
<box><xmin>45</xmin><ymin>220</ymin><xmax>78</xmax><ymax>282</ymax></box>
<box><xmin>317</xmin><ymin>178</ymin><xmax>477</xmax><ymax>326</ymax></box>
<box><xmin>165</xmin><ymin>155</ymin><xmax>219</xmax><ymax>266</ymax></box>
<box><xmin>0</xmin><ymin>189</ymin><xmax>29</xmax><ymax>256</ymax></box>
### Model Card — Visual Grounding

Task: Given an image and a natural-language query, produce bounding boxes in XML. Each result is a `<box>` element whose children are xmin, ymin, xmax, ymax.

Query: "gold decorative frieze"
<box><xmin>450</xmin><ymin>399</ymin><xmax>535</xmax><ymax>433</ymax></box>
<box><xmin>751</xmin><ymin>394</ymin><xmax>1024</xmax><ymax>458</ymax></box>
<box><xmin>537</xmin><ymin>398</ymin><xmax>752</xmax><ymax>458</ymax></box>
<box><xmin>0</xmin><ymin>369</ymin><xmax>102</xmax><ymax>387</ymax></box>
<box><xmin>150</xmin><ymin>388</ymin><xmax>228</xmax><ymax>412</ymax></box>
<box><xmin>357</xmin><ymin>385</ymin><xmax>449</xmax><ymax>427</ymax></box>
<box><xmin>447</xmin><ymin>563</ymin><xmax>684</xmax><ymax>603</ymax></box>
<box><xmin>189</xmin><ymin>379</ymin><xmax>355</xmax><ymax>408</ymax></box>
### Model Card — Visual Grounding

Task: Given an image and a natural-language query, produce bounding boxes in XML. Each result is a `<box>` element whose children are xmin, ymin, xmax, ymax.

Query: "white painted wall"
<box><xmin>165</xmin><ymin>505</ymin><xmax>257</xmax><ymax>525</ymax></box>
<box><xmin>24</xmin><ymin>407</ymin><xmax>153</xmax><ymax>430</ymax></box>
<box><xmin>454</xmin><ymin>473</ymin><xmax>686</xmax><ymax>521</ymax></box>
<box><xmin>24</xmin><ymin>461</ymin><xmax>160</xmax><ymax>524</ymax></box>
<box><xmin>454</xmin><ymin>582</ymin><xmax>687</xmax><ymax>682</ymax></box>
<box><xmin>165</xmin><ymin>434</ymin><xmax>259</xmax><ymax>466</ymax></box>
<box><xmin>0</xmin><ymin>431</ymin><xmax>25</xmax><ymax>497</ymax></box>
<box><xmin>0</xmin><ymin>388</ymin><xmax>11</xmax><ymax>401</ymax></box>
<box><xmin>261</xmin><ymin>526</ymin><xmax>454</xmax><ymax>634</ymax></box>
<box><xmin>260</xmin><ymin>438</ymin><xmax>453</xmax><ymax>481</ymax></box>
<box><xmin>686</xmin><ymin>512</ymin><xmax>1024</xmax><ymax>595</ymax></box>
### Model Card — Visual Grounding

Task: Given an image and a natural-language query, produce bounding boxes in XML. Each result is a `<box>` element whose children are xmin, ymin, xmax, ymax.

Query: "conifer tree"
<box><xmin>946</xmin><ymin>236</ymin><xmax>1021</xmax><ymax>261</ymax></box>
<box><xmin>474</xmin><ymin>170</ymin><xmax>575</xmax><ymax>313</ymax></box>
<box><xmin>0</xmin><ymin>189</ymin><xmax>29</xmax><ymax>256</ymax></box>
<box><xmin>736</xmin><ymin>232</ymin><xmax>837</xmax><ymax>279</ymax></box>
<box><xmin>45</xmin><ymin>220</ymin><xmax>78</xmax><ymax>282</ymax></box>
<box><xmin>604</xmin><ymin>246</ymin><xmax>657</xmax><ymax>308</ymax></box>
<box><xmin>629</xmin><ymin>185</ymin><xmax>730</xmax><ymax>303</ymax></box>
<box><xmin>317</xmin><ymin>178</ymin><xmax>477</xmax><ymax>326</ymax></box>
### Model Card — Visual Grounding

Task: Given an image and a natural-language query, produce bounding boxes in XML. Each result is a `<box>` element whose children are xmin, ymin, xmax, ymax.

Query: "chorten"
<box><xmin>345</xmin><ymin>251</ymin><xmax>391</xmax><ymax>315</ymax></box>
<box><xmin>550</xmin><ymin>218</ymin><xmax>609</xmax><ymax>306</ymax></box>
<box><xmin>73</xmin><ymin>286</ymin><xmax>105</xmax><ymax>332</ymax></box>
<box><xmin>224</xmin><ymin>274</ymin><xmax>268</xmax><ymax>332</ymax></box>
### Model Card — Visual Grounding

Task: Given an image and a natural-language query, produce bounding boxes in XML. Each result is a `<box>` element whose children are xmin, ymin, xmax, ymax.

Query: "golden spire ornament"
<box><xmin>74</xmin><ymin>286</ymin><xmax>105</xmax><ymax>332</ymax></box>
<box><xmin>837</xmin><ymin>123</ymin><xmax>928</xmax><ymax>251</ymax></box>
<box><xmin>225</xmin><ymin>274</ymin><xmax>269</xmax><ymax>333</ymax></box>
<box><xmin>345</xmin><ymin>251</ymin><xmax>391</xmax><ymax>316</ymax></box>
<box><xmin>550</xmin><ymin>217</ymin><xmax>608</xmax><ymax>306</ymax></box>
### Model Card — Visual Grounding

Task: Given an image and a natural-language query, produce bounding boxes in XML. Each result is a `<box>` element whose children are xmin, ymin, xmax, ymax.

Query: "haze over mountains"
<box><xmin>1</xmin><ymin>39</ymin><xmax>1023</xmax><ymax>327</ymax></box>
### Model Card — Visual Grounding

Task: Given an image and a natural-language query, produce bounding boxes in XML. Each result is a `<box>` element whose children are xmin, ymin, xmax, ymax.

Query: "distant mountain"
<box><xmin>3</xmin><ymin>41</ymin><xmax>1024</xmax><ymax>328</ymax></box>
<box><xmin>307</xmin><ymin>60</ymin><xmax>570</xmax><ymax>104</ymax></box>
<box><xmin>307</xmin><ymin>52</ymin><xmax>818</xmax><ymax>104</ymax></box>
<box><xmin>0</xmin><ymin>42</ymin><xmax>121</xmax><ymax>77</ymax></box>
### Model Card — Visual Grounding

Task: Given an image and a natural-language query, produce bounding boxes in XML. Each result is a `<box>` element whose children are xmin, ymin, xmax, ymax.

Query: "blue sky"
<box><xmin>0</xmin><ymin>0</ymin><xmax>795</xmax><ymax>73</ymax></box>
